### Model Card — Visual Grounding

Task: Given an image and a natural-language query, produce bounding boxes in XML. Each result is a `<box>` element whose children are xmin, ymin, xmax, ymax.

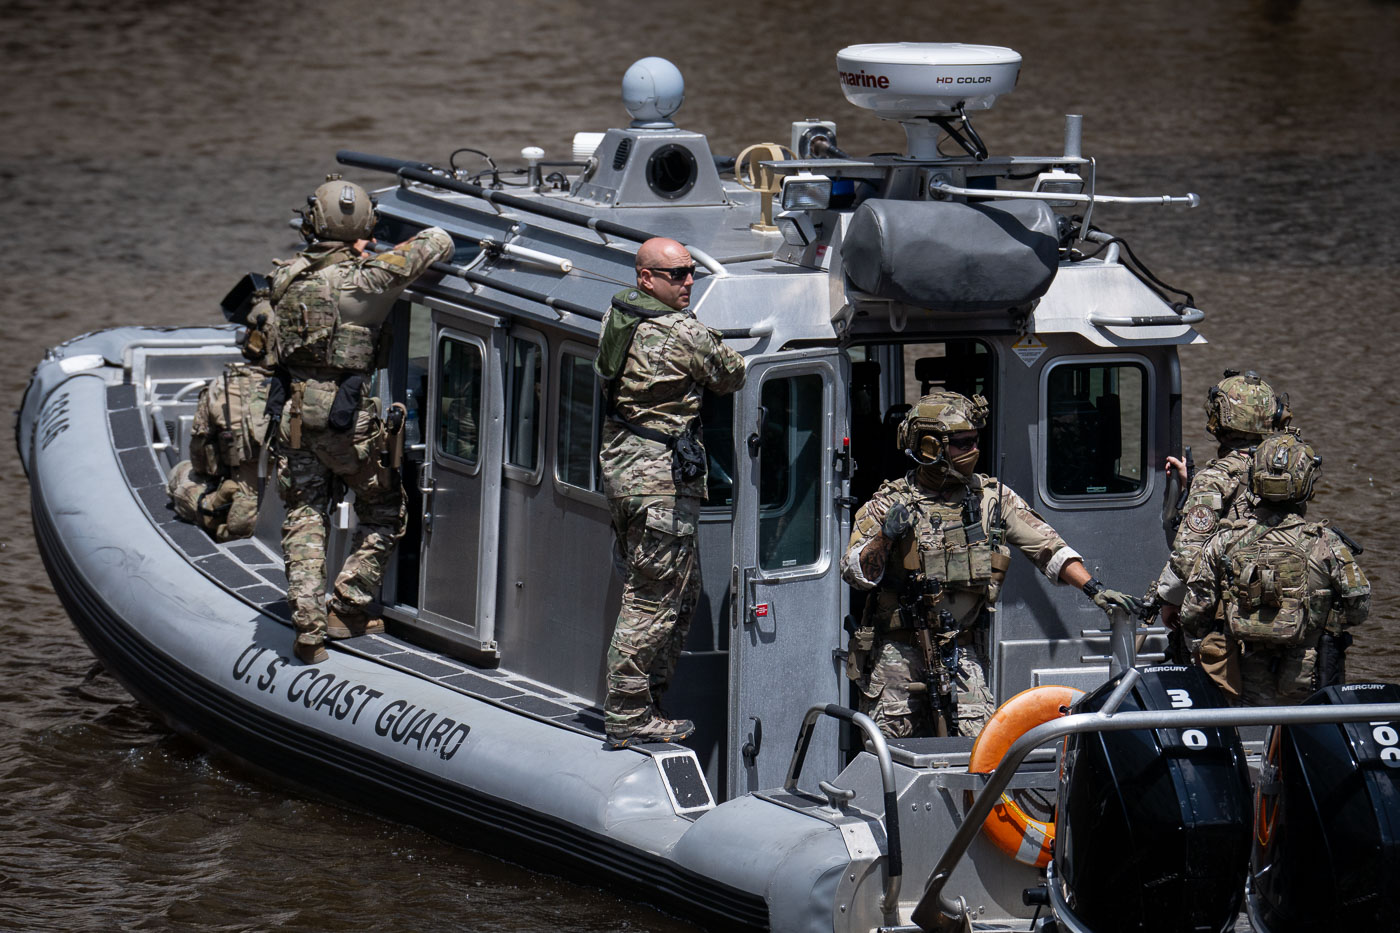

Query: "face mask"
<box><xmin>950</xmin><ymin>447</ymin><xmax>980</xmax><ymax>476</ymax></box>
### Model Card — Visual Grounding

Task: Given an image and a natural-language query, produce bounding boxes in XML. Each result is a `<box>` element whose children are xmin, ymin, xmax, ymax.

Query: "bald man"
<box><xmin>594</xmin><ymin>238</ymin><xmax>747</xmax><ymax>748</ymax></box>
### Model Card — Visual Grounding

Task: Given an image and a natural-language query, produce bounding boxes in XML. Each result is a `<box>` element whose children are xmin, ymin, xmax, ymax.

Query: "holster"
<box><xmin>287</xmin><ymin>382</ymin><xmax>305</xmax><ymax>448</ymax></box>
<box><xmin>385</xmin><ymin>402</ymin><xmax>407</xmax><ymax>471</ymax></box>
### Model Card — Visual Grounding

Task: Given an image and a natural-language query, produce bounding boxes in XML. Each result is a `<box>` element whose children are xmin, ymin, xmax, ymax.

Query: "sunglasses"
<box><xmin>646</xmin><ymin>265</ymin><xmax>696</xmax><ymax>283</ymax></box>
<box><xmin>947</xmin><ymin>434</ymin><xmax>980</xmax><ymax>452</ymax></box>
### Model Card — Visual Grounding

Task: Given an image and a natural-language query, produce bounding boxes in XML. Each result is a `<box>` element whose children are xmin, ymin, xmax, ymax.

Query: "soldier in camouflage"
<box><xmin>167</xmin><ymin>362</ymin><xmax>275</xmax><ymax>541</ymax></box>
<box><xmin>272</xmin><ymin>175</ymin><xmax>453</xmax><ymax>664</ymax></box>
<box><xmin>840</xmin><ymin>391</ymin><xmax>1140</xmax><ymax>739</ymax></box>
<box><xmin>595</xmin><ymin>237</ymin><xmax>747</xmax><ymax>748</ymax></box>
<box><xmin>1148</xmin><ymin>371</ymin><xmax>1292</xmax><ymax>678</ymax></box>
<box><xmin>1180</xmin><ymin>433</ymin><xmax>1369</xmax><ymax>705</ymax></box>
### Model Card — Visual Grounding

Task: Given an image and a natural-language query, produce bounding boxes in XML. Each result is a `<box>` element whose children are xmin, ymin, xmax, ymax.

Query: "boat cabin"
<box><xmin>193</xmin><ymin>47</ymin><xmax>1205</xmax><ymax>803</ymax></box>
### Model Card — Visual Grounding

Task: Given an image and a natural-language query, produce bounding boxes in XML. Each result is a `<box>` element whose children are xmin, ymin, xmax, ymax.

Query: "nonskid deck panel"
<box><xmin>109</xmin><ymin>382</ymin><xmax>611</xmax><ymax>742</ymax></box>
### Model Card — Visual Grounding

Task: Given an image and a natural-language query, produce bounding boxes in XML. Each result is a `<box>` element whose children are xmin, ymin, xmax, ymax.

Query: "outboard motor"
<box><xmin>1051</xmin><ymin>665</ymin><xmax>1252</xmax><ymax>932</ymax></box>
<box><xmin>1247</xmin><ymin>682</ymin><xmax>1400</xmax><ymax>932</ymax></box>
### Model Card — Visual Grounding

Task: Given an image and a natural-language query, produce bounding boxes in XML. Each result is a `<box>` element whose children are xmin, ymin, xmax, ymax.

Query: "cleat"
<box><xmin>605</xmin><ymin>716</ymin><xmax>696</xmax><ymax>749</ymax></box>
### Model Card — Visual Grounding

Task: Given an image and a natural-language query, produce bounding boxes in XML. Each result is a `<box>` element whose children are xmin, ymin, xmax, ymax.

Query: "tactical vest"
<box><xmin>1221</xmin><ymin>517</ymin><xmax>1323</xmax><ymax>646</ymax></box>
<box><xmin>189</xmin><ymin>363</ymin><xmax>273</xmax><ymax>476</ymax></box>
<box><xmin>871</xmin><ymin>489</ymin><xmax>1010</xmax><ymax>632</ymax></box>
<box><xmin>273</xmin><ymin>247</ymin><xmax>380</xmax><ymax>373</ymax></box>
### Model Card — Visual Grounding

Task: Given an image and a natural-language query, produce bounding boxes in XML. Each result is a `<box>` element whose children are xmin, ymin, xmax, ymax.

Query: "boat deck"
<box><xmin>114</xmin><ymin>381</ymin><xmax>610</xmax><ymax>743</ymax></box>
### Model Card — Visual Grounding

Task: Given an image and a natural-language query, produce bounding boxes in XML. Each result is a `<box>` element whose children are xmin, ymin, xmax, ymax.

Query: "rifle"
<box><xmin>1317</xmin><ymin>630</ymin><xmax>1352</xmax><ymax>688</ymax></box>
<box><xmin>1161</xmin><ymin>445</ymin><xmax>1194</xmax><ymax>543</ymax></box>
<box><xmin>900</xmin><ymin>575</ymin><xmax>959</xmax><ymax>736</ymax></box>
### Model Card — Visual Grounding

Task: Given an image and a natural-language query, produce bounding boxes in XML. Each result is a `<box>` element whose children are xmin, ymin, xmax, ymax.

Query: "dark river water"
<box><xmin>3</xmin><ymin>1</ymin><xmax>1398</xmax><ymax>929</ymax></box>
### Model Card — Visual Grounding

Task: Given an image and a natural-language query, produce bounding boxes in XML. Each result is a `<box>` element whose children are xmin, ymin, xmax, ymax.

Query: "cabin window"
<box><xmin>702</xmin><ymin>393</ymin><xmax>735</xmax><ymax>508</ymax></box>
<box><xmin>556</xmin><ymin>350</ymin><xmax>603</xmax><ymax>492</ymax></box>
<box><xmin>1044</xmin><ymin>360</ymin><xmax>1148</xmax><ymax>498</ymax></box>
<box><xmin>506</xmin><ymin>334</ymin><xmax>544</xmax><ymax>476</ymax></box>
<box><xmin>758</xmin><ymin>373</ymin><xmax>823</xmax><ymax>570</ymax></box>
<box><xmin>436</xmin><ymin>337</ymin><xmax>482</xmax><ymax>465</ymax></box>
<box><xmin>403</xmin><ymin>302</ymin><xmax>433</xmax><ymax>451</ymax></box>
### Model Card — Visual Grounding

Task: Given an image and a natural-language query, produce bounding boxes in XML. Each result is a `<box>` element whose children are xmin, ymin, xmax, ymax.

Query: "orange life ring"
<box><xmin>967</xmin><ymin>684</ymin><xmax>1084</xmax><ymax>868</ymax></box>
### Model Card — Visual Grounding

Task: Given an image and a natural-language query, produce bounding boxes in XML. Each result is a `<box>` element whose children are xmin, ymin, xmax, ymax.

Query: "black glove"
<box><xmin>881</xmin><ymin>503</ymin><xmax>913</xmax><ymax>540</ymax></box>
<box><xmin>1083</xmin><ymin>577</ymin><xmax>1144</xmax><ymax>616</ymax></box>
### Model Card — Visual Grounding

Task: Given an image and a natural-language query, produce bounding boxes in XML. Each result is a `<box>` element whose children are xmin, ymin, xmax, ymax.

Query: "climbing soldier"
<box><xmin>272</xmin><ymin>175</ymin><xmax>453</xmax><ymax>664</ymax></box>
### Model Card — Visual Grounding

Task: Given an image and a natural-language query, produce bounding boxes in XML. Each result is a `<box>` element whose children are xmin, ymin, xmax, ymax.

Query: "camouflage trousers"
<box><xmin>222</xmin><ymin>461</ymin><xmax>261</xmax><ymax>541</ymax></box>
<box><xmin>858</xmin><ymin>633</ymin><xmax>996</xmax><ymax>739</ymax></box>
<box><xmin>604</xmin><ymin>495</ymin><xmax>700</xmax><ymax>734</ymax></box>
<box><xmin>1237</xmin><ymin>641</ymin><xmax>1319</xmax><ymax>706</ymax></box>
<box><xmin>276</xmin><ymin>407</ymin><xmax>404</xmax><ymax>649</ymax></box>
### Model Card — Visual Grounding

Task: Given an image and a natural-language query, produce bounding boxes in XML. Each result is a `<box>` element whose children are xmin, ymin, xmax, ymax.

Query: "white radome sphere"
<box><xmin>622</xmin><ymin>56</ymin><xmax>684</xmax><ymax>126</ymax></box>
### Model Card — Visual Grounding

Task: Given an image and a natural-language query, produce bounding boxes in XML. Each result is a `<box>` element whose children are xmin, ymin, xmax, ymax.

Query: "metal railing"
<box><xmin>908</xmin><ymin>667</ymin><xmax>1400</xmax><ymax>931</ymax></box>
<box><xmin>786</xmin><ymin>704</ymin><xmax>902</xmax><ymax>914</ymax></box>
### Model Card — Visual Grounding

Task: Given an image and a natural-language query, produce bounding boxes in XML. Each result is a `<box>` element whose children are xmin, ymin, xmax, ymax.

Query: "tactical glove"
<box><xmin>1083</xmin><ymin>577</ymin><xmax>1144</xmax><ymax>616</ymax></box>
<box><xmin>881</xmin><ymin>503</ymin><xmax>913</xmax><ymax>540</ymax></box>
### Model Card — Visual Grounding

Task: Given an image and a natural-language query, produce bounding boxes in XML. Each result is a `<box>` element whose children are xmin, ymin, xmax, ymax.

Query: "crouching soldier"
<box><xmin>1180</xmin><ymin>432</ymin><xmax>1370</xmax><ymax>705</ymax></box>
<box><xmin>840</xmin><ymin>391</ymin><xmax>1141</xmax><ymax>739</ymax></box>
<box><xmin>167</xmin><ymin>311</ymin><xmax>281</xmax><ymax>541</ymax></box>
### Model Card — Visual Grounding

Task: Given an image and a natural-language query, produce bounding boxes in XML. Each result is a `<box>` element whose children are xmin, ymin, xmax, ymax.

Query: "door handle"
<box><xmin>742</xmin><ymin>716</ymin><xmax>762</xmax><ymax>767</ymax></box>
<box><xmin>746</xmin><ymin>404</ymin><xmax>768</xmax><ymax>457</ymax></box>
<box><xmin>742</xmin><ymin>566</ymin><xmax>774</xmax><ymax>627</ymax></box>
<box><xmin>419</xmin><ymin>473</ymin><xmax>436</xmax><ymax>534</ymax></box>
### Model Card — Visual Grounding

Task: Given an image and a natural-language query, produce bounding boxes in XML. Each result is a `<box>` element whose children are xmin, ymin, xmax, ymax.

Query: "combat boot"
<box><xmin>294</xmin><ymin>640</ymin><xmax>328</xmax><ymax>664</ymax></box>
<box><xmin>326</xmin><ymin>607</ymin><xmax>385</xmax><ymax>639</ymax></box>
<box><xmin>605</xmin><ymin>716</ymin><xmax>696</xmax><ymax>750</ymax></box>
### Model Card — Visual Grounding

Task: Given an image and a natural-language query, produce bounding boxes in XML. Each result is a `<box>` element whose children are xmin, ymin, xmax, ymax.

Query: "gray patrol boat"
<box><xmin>18</xmin><ymin>44</ymin><xmax>1400</xmax><ymax>933</ymax></box>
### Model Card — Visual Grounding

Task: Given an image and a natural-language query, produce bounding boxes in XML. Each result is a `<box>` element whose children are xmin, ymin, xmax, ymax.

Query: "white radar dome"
<box><xmin>836</xmin><ymin>43</ymin><xmax>1021</xmax><ymax>120</ymax></box>
<box><xmin>622</xmin><ymin>57</ymin><xmax>685</xmax><ymax>128</ymax></box>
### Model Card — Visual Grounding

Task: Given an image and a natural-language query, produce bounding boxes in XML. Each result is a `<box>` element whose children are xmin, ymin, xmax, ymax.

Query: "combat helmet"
<box><xmin>1205</xmin><ymin>370</ymin><xmax>1291</xmax><ymax>439</ymax></box>
<box><xmin>897</xmin><ymin>390</ymin><xmax>989</xmax><ymax>464</ymax></box>
<box><xmin>1250</xmin><ymin>431</ymin><xmax>1320</xmax><ymax>503</ymax></box>
<box><xmin>302</xmin><ymin>174</ymin><xmax>376</xmax><ymax>242</ymax></box>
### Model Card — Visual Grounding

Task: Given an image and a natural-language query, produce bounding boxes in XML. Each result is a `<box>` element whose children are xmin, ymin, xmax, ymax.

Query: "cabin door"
<box><xmin>728</xmin><ymin>349</ymin><xmax>847</xmax><ymax>796</ymax></box>
<box><xmin>414</xmin><ymin>315</ymin><xmax>504</xmax><ymax>657</ymax></box>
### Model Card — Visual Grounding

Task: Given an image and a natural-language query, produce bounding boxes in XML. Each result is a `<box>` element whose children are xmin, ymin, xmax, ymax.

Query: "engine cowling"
<box><xmin>1247</xmin><ymin>682</ymin><xmax>1400</xmax><ymax>932</ymax></box>
<box><xmin>1053</xmin><ymin>665</ymin><xmax>1252</xmax><ymax>933</ymax></box>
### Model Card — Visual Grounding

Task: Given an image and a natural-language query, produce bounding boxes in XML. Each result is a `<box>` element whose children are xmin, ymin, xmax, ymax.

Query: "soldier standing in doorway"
<box><xmin>595</xmin><ymin>237</ymin><xmax>747</xmax><ymax>748</ymax></box>
<box><xmin>841</xmin><ymin>391</ymin><xmax>1140</xmax><ymax>739</ymax></box>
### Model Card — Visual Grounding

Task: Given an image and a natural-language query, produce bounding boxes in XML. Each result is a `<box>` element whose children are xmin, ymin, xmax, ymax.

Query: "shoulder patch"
<box><xmin>1185</xmin><ymin>504</ymin><xmax>1218</xmax><ymax>536</ymax></box>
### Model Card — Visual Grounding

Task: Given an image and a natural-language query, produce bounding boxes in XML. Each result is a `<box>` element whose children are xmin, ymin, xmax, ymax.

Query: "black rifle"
<box><xmin>1317</xmin><ymin>630</ymin><xmax>1353</xmax><ymax>688</ymax></box>
<box><xmin>898</xmin><ymin>575</ymin><xmax>959</xmax><ymax>736</ymax></box>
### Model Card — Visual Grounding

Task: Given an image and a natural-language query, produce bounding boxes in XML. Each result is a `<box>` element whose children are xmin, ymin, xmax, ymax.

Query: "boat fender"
<box><xmin>967</xmin><ymin>684</ymin><xmax>1082</xmax><ymax>868</ymax></box>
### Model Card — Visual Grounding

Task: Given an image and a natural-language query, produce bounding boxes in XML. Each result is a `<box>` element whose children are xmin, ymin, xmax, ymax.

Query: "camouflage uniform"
<box><xmin>169</xmin><ymin>362</ymin><xmax>276</xmax><ymax>541</ymax></box>
<box><xmin>1180</xmin><ymin>510</ymin><xmax>1369</xmax><ymax>705</ymax></box>
<box><xmin>1152</xmin><ymin>371</ymin><xmax>1292</xmax><ymax>659</ymax></box>
<box><xmin>1153</xmin><ymin>447</ymin><xmax>1255</xmax><ymax>607</ymax></box>
<box><xmin>841</xmin><ymin>473</ymin><xmax>1081</xmax><ymax>738</ymax></box>
<box><xmin>597</xmin><ymin>287</ymin><xmax>746</xmax><ymax>736</ymax></box>
<box><xmin>274</xmin><ymin>226</ymin><xmax>453</xmax><ymax>654</ymax></box>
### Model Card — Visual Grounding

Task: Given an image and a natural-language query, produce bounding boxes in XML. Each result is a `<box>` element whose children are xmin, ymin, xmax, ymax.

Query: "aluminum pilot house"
<box><xmin>334</xmin><ymin>43</ymin><xmax>1202</xmax><ymax>799</ymax></box>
